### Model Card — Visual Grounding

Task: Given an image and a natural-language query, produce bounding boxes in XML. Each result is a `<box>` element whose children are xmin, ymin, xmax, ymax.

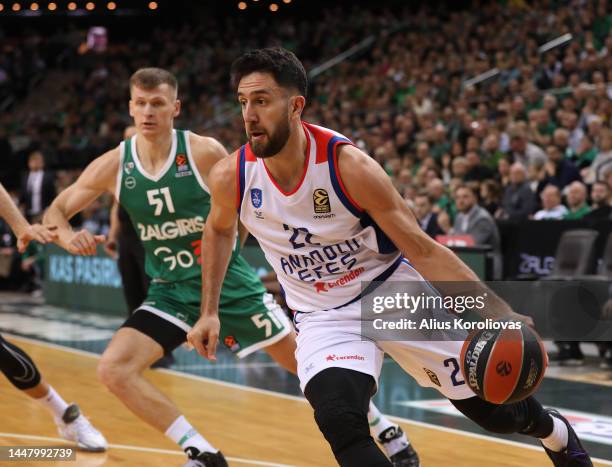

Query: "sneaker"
<box><xmin>378</xmin><ymin>426</ymin><xmax>420</xmax><ymax>466</ymax></box>
<box><xmin>542</xmin><ymin>409</ymin><xmax>593</xmax><ymax>466</ymax></box>
<box><xmin>56</xmin><ymin>404</ymin><xmax>107</xmax><ymax>452</ymax></box>
<box><xmin>549</xmin><ymin>344</ymin><xmax>584</xmax><ymax>367</ymax></box>
<box><xmin>183</xmin><ymin>447</ymin><xmax>228</xmax><ymax>467</ymax></box>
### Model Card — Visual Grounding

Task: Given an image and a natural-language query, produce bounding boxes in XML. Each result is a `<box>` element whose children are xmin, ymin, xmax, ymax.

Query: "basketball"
<box><xmin>460</xmin><ymin>324</ymin><xmax>548</xmax><ymax>404</ymax></box>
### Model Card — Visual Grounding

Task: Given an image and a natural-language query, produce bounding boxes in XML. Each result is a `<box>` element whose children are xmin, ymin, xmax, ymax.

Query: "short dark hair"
<box><xmin>415</xmin><ymin>190</ymin><xmax>433</xmax><ymax>204</ymax></box>
<box><xmin>455</xmin><ymin>184</ymin><xmax>478</xmax><ymax>198</ymax></box>
<box><xmin>130</xmin><ymin>67</ymin><xmax>178</xmax><ymax>94</ymax></box>
<box><xmin>231</xmin><ymin>47</ymin><xmax>308</xmax><ymax>98</ymax></box>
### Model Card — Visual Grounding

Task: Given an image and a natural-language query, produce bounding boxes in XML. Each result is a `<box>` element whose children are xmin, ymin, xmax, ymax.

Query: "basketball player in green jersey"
<box><xmin>45</xmin><ymin>68</ymin><xmax>417</xmax><ymax>466</ymax></box>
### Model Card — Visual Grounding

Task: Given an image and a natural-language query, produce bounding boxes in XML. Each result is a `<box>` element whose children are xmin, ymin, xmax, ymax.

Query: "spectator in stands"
<box><xmin>508</xmin><ymin>126</ymin><xmax>546</xmax><ymax>167</ymax></box>
<box><xmin>564</xmin><ymin>181</ymin><xmax>592</xmax><ymax>220</ymax></box>
<box><xmin>451</xmin><ymin>156</ymin><xmax>468</xmax><ymax>181</ymax></box>
<box><xmin>496</xmin><ymin>158</ymin><xmax>511</xmax><ymax>187</ymax></box>
<box><xmin>585</xmin><ymin>129</ymin><xmax>612</xmax><ymax>184</ymax></box>
<box><xmin>544</xmin><ymin>144</ymin><xmax>581</xmax><ymax>190</ymax></box>
<box><xmin>527</xmin><ymin>159</ymin><xmax>548</xmax><ymax>198</ymax></box>
<box><xmin>413</xmin><ymin>192</ymin><xmax>444</xmax><ymax>239</ymax></box>
<box><xmin>533</xmin><ymin>185</ymin><xmax>569</xmax><ymax>220</ymax></box>
<box><xmin>560</xmin><ymin>112</ymin><xmax>585</xmax><ymax>153</ymax></box>
<box><xmin>426</xmin><ymin>178</ymin><xmax>454</xmax><ymax>219</ymax></box>
<box><xmin>481</xmin><ymin>133</ymin><xmax>505</xmax><ymax>170</ymax></box>
<box><xmin>499</xmin><ymin>162</ymin><xmax>537</xmax><ymax>221</ymax></box>
<box><xmin>19</xmin><ymin>151</ymin><xmax>56</xmax><ymax>222</ymax></box>
<box><xmin>465</xmin><ymin>151</ymin><xmax>494</xmax><ymax>182</ymax></box>
<box><xmin>585</xmin><ymin>181</ymin><xmax>611</xmax><ymax>220</ymax></box>
<box><xmin>451</xmin><ymin>185</ymin><xmax>502</xmax><ymax>279</ymax></box>
<box><xmin>575</xmin><ymin>135</ymin><xmax>598</xmax><ymax>169</ymax></box>
<box><xmin>553</xmin><ymin>128</ymin><xmax>576</xmax><ymax>161</ymax></box>
<box><xmin>479</xmin><ymin>179</ymin><xmax>502</xmax><ymax>217</ymax></box>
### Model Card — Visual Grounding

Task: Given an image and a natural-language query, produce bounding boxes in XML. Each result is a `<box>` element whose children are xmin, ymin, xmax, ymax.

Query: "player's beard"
<box><xmin>249</xmin><ymin>111</ymin><xmax>291</xmax><ymax>159</ymax></box>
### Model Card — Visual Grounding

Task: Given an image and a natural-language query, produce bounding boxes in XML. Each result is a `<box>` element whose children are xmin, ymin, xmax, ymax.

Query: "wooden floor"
<box><xmin>0</xmin><ymin>337</ymin><xmax>609</xmax><ymax>467</ymax></box>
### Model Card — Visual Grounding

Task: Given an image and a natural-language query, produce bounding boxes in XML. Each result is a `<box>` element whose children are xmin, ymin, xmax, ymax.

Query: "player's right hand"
<box><xmin>16</xmin><ymin>224</ymin><xmax>58</xmax><ymax>253</ymax></box>
<box><xmin>66</xmin><ymin>229</ymin><xmax>106</xmax><ymax>256</ymax></box>
<box><xmin>187</xmin><ymin>314</ymin><xmax>220</xmax><ymax>361</ymax></box>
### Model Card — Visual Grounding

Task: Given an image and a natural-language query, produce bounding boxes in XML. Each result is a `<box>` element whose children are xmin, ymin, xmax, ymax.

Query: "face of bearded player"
<box><xmin>237</xmin><ymin>71</ymin><xmax>296</xmax><ymax>159</ymax></box>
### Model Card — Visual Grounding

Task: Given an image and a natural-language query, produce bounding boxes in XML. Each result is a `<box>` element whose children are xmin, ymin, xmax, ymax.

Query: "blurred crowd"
<box><xmin>0</xmin><ymin>0</ymin><xmax>610</xmax><ymax>288</ymax></box>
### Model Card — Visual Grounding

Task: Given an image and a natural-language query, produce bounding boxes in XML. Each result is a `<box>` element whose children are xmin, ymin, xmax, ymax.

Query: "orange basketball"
<box><xmin>460</xmin><ymin>325</ymin><xmax>548</xmax><ymax>404</ymax></box>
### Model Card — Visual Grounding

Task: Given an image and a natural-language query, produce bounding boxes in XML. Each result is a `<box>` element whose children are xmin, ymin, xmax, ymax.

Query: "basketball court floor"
<box><xmin>1</xmin><ymin>293</ymin><xmax>611</xmax><ymax>466</ymax></box>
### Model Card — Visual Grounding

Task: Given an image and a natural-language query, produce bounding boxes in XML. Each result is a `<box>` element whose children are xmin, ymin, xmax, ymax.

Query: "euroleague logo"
<box><xmin>313</xmin><ymin>188</ymin><xmax>331</xmax><ymax>213</ymax></box>
<box><xmin>175</xmin><ymin>153</ymin><xmax>193</xmax><ymax>177</ymax></box>
<box><xmin>496</xmin><ymin>360</ymin><xmax>513</xmax><ymax>376</ymax></box>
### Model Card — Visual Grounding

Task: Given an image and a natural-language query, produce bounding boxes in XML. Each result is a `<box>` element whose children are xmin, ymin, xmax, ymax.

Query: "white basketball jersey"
<box><xmin>238</xmin><ymin>122</ymin><xmax>402</xmax><ymax>312</ymax></box>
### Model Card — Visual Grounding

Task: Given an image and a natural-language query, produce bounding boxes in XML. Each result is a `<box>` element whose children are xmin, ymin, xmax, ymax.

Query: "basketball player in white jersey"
<box><xmin>0</xmin><ymin>183</ymin><xmax>107</xmax><ymax>451</ymax></box>
<box><xmin>189</xmin><ymin>48</ymin><xmax>592</xmax><ymax>467</ymax></box>
<box><xmin>43</xmin><ymin>67</ymin><xmax>409</xmax><ymax>467</ymax></box>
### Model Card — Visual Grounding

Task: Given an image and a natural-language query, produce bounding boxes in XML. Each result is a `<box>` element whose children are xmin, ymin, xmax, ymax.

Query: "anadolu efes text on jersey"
<box><xmin>238</xmin><ymin>122</ymin><xmax>402</xmax><ymax>312</ymax></box>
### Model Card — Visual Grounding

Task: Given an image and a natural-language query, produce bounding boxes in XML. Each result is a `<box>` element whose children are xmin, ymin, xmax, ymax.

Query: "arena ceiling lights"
<box><xmin>0</xmin><ymin>0</ymin><xmax>161</xmax><ymax>15</ymax></box>
<box><xmin>237</xmin><ymin>0</ymin><xmax>292</xmax><ymax>12</ymax></box>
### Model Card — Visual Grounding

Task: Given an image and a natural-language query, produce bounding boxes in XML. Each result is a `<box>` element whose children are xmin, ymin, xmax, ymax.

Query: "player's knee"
<box><xmin>312</xmin><ymin>395</ymin><xmax>370</xmax><ymax>454</ymax></box>
<box><xmin>97</xmin><ymin>356</ymin><xmax>130</xmax><ymax>393</ymax></box>
<box><xmin>0</xmin><ymin>338</ymin><xmax>42</xmax><ymax>390</ymax></box>
<box><xmin>265</xmin><ymin>336</ymin><xmax>298</xmax><ymax>375</ymax></box>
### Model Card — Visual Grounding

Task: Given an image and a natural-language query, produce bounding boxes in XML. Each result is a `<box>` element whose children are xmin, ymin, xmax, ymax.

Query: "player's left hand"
<box><xmin>17</xmin><ymin>224</ymin><xmax>58</xmax><ymax>253</ymax></box>
<box><xmin>187</xmin><ymin>314</ymin><xmax>220</xmax><ymax>361</ymax></box>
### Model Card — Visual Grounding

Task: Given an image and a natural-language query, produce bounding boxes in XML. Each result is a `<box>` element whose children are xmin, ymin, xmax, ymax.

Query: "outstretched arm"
<box><xmin>337</xmin><ymin>145</ymin><xmax>528</xmax><ymax>322</ymax></box>
<box><xmin>0</xmin><ymin>183</ymin><xmax>57</xmax><ymax>252</ymax></box>
<box><xmin>44</xmin><ymin>149</ymin><xmax>119</xmax><ymax>255</ymax></box>
<box><xmin>187</xmin><ymin>150</ymin><xmax>239</xmax><ymax>360</ymax></box>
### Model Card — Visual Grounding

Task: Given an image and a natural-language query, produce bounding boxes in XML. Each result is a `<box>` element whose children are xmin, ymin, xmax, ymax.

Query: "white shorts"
<box><xmin>294</xmin><ymin>260</ymin><xmax>475</xmax><ymax>400</ymax></box>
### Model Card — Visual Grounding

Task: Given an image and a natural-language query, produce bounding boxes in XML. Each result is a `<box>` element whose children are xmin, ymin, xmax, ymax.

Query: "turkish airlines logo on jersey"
<box><xmin>313</xmin><ymin>188</ymin><xmax>331</xmax><ymax>213</ymax></box>
<box><xmin>326</xmin><ymin>354</ymin><xmax>365</xmax><ymax>362</ymax></box>
<box><xmin>314</xmin><ymin>266</ymin><xmax>365</xmax><ymax>293</ymax></box>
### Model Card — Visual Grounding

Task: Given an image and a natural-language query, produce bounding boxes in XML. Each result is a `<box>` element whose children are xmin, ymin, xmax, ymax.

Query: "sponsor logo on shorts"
<box><xmin>304</xmin><ymin>362</ymin><xmax>315</xmax><ymax>374</ymax></box>
<box><xmin>325</xmin><ymin>354</ymin><xmax>365</xmax><ymax>362</ymax></box>
<box><xmin>423</xmin><ymin>367</ymin><xmax>441</xmax><ymax>387</ymax></box>
<box><xmin>224</xmin><ymin>335</ymin><xmax>241</xmax><ymax>352</ymax></box>
<box><xmin>314</xmin><ymin>267</ymin><xmax>365</xmax><ymax>293</ymax></box>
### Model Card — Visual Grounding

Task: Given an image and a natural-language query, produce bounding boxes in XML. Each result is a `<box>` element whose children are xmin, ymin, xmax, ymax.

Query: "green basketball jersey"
<box><xmin>118</xmin><ymin>129</ymin><xmax>211</xmax><ymax>282</ymax></box>
<box><xmin>116</xmin><ymin>130</ymin><xmax>264</xmax><ymax>304</ymax></box>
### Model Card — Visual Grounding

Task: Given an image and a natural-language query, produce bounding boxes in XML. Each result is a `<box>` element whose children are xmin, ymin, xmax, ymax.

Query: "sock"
<box><xmin>165</xmin><ymin>415</ymin><xmax>217</xmax><ymax>455</ymax></box>
<box><xmin>367</xmin><ymin>401</ymin><xmax>396</xmax><ymax>438</ymax></box>
<box><xmin>540</xmin><ymin>416</ymin><xmax>569</xmax><ymax>452</ymax></box>
<box><xmin>37</xmin><ymin>386</ymin><xmax>69</xmax><ymax>419</ymax></box>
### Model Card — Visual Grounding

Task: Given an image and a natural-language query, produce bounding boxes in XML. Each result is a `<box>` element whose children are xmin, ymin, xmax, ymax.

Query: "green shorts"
<box><xmin>139</xmin><ymin>278</ymin><xmax>291</xmax><ymax>358</ymax></box>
